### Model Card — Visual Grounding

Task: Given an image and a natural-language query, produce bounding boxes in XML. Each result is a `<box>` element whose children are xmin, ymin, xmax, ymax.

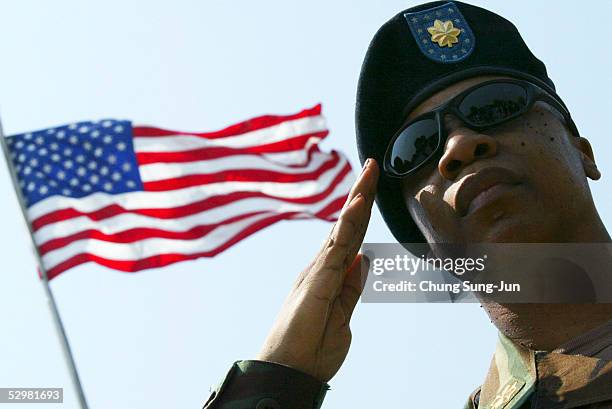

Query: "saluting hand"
<box><xmin>256</xmin><ymin>158</ymin><xmax>379</xmax><ymax>382</ymax></box>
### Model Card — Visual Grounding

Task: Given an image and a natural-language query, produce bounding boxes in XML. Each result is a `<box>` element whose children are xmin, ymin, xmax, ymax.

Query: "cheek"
<box><xmin>512</xmin><ymin>112</ymin><xmax>586</xmax><ymax>198</ymax></box>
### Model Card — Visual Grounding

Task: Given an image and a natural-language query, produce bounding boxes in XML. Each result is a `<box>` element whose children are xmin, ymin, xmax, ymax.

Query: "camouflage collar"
<box><xmin>467</xmin><ymin>332</ymin><xmax>612</xmax><ymax>409</ymax></box>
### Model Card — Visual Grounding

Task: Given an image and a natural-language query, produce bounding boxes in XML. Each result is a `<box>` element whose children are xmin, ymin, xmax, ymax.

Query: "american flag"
<box><xmin>4</xmin><ymin>105</ymin><xmax>354</xmax><ymax>280</ymax></box>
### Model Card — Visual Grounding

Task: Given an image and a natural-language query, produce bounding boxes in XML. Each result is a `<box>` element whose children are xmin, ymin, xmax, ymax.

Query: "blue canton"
<box><xmin>404</xmin><ymin>2</ymin><xmax>475</xmax><ymax>64</ymax></box>
<box><xmin>6</xmin><ymin>120</ymin><xmax>143</xmax><ymax>207</ymax></box>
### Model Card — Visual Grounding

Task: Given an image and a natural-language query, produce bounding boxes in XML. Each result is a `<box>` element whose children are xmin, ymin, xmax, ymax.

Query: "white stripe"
<box><xmin>27</xmin><ymin>154</ymin><xmax>350</xmax><ymax>221</ymax></box>
<box><xmin>34</xmin><ymin>171</ymin><xmax>354</xmax><ymax>246</ymax></box>
<box><xmin>42</xmin><ymin>211</ymin><xmax>275</xmax><ymax>270</ymax></box>
<box><xmin>139</xmin><ymin>149</ymin><xmax>334</xmax><ymax>182</ymax></box>
<box><xmin>133</xmin><ymin>115</ymin><xmax>326</xmax><ymax>152</ymax></box>
<box><xmin>40</xmin><ymin>183</ymin><xmax>351</xmax><ymax>271</ymax></box>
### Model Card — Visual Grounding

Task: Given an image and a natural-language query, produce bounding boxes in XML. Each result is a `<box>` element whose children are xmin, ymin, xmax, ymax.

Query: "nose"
<box><xmin>438</xmin><ymin>117</ymin><xmax>498</xmax><ymax>180</ymax></box>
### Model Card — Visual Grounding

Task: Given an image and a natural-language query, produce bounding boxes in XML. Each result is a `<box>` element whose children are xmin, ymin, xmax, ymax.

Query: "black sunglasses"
<box><xmin>383</xmin><ymin>79</ymin><xmax>579</xmax><ymax>178</ymax></box>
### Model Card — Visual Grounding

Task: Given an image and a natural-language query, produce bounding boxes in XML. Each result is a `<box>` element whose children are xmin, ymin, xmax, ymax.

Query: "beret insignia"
<box><xmin>404</xmin><ymin>2</ymin><xmax>475</xmax><ymax>63</ymax></box>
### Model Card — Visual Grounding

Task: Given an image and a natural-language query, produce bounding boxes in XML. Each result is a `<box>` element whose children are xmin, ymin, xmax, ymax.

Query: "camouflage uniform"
<box><xmin>203</xmin><ymin>327</ymin><xmax>612</xmax><ymax>409</ymax></box>
<box><xmin>465</xmin><ymin>331</ymin><xmax>612</xmax><ymax>409</ymax></box>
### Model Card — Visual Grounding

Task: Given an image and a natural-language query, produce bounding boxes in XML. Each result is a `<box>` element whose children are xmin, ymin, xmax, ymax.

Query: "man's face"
<box><xmin>401</xmin><ymin>75</ymin><xmax>601</xmax><ymax>243</ymax></box>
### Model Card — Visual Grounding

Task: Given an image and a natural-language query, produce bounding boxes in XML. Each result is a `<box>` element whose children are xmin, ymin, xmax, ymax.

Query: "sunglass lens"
<box><xmin>388</xmin><ymin>118</ymin><xmax>439</xmax><ymax>175</ymax></box>
<box><xmin>458</xmin><ymin>83</ymin><xmax>528</xmax><ymax>126</ymax></box>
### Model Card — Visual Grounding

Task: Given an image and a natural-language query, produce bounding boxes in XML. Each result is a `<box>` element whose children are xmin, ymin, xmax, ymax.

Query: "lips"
<box><xmin>453</xmin><ymin>167</ymin><xmax>523</xmax><ymax>217</ymax></box>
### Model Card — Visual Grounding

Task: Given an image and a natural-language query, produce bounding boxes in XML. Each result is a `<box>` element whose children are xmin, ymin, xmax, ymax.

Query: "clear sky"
<box><xmin>0</xmin><ymin>1</ymin><xmax>610</xmax><ymax>408</ymax></box>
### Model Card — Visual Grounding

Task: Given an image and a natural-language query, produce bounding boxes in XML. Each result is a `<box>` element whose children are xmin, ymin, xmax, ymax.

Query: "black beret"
<box><xmin>355</xmin><ymin>0</ymin><xmax>566</xmax><ymax>244</ymax></box>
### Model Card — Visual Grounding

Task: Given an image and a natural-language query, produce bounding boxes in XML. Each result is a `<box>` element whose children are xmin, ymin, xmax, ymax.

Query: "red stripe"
<box><xmin>38</xmin><ymin>211</ymin><xmax>268</xmax><ymax>255</ymax></box>
<box><xmin>39</xmin><ymin>195</ymin><xmax>348</xmax><ymax>255</ymax></box>
<box><xmin>142</xmin><ymin>152</ymin><xmax>340</xmax><ymax>191</ymax></box>
<box><xmin>31</xmin><ymin>163</ymin><xmax>352</xmax><ymax>231</ymax></box>
<box><xmin>133</xmin><ymin>104</ymin><xmax>322</xmax><ymax>138</ymax></box>
<box><xmin>135</xmin><ymin>131</ymin><xmax>328</xmax><ymax>165</ymax></box>
<box><xmin>45</xmin><ymin>202</ymin><xmax>342</xmax><ymax>280</ymax></box>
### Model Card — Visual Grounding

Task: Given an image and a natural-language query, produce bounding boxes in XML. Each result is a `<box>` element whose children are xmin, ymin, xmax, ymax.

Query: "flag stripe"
<box><xmin>43</xmin><ymin>198</ymin><xmax>343</xmax><ymax>279</ymax></box>
<box><xmin>35</xmin><ymin>174</ymin><xmax>352</xmax><ymax>254</ymax></box>
<box><xmin>132</xmin><ymin>115</ymin><xmax>327</xmax><ymax>151</ymax></box>
<box><xmin>132</xmin><ymin>104</ymin><xmax>322</xmax><ymax>139</ymax></box>
<box><xmin>30</xmin><ymin>160</ymin><xmax>352</xmax><ymax>231</ymax></box>
<box><xmin>138</xmin><ymin>148</ymin><xmax>332</xmax><ymax>182</ymax></box>
<box><xmin>142</xmin><ymin>152</ymin><xmax>340</xmax><ymax>191</ymax></box>
<box><xmin>135</xmin><ymin>132</ymin><xmax>327</xmax><ymax>165</ymax></box>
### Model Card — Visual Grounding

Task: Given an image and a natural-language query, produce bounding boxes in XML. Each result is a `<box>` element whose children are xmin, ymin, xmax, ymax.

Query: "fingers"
<box><xmin>321</xmin><ymin>159</ymin><xmax>378</xmax><ymax>270</ymax></box>
<box><xmin>415</xmin><ymin>189</ymin><xmax>460</xmax><ymax>243</ymax></box>
<box><xmin>340</xmin><ymin>253</ymin><xmax>369</xmax><ymax>321</ymax></box>
<box><xmin>300</xmin><ymin>159</ymin><xmax>378</xmax><ymax>295</ymax></box>
<box><xmin>343</xmin><ymin>158</ymin><xmax>379</xmax><ymax>209</ymax></box>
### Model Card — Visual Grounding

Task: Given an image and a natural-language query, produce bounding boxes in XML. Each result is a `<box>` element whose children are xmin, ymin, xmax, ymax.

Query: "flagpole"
<box><xmin>0</xmin><ymin>118</ymin><xmax>89</xmax><ymax>409</ymax></box>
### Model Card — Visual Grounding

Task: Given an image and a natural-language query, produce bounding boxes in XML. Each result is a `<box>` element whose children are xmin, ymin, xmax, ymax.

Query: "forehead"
<box><xmin>406</xmin><ymin>74</ymin><xmax>514</xmax><ymax>121</ymax></box>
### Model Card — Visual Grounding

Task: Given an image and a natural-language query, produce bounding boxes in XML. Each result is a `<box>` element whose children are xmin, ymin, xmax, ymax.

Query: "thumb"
<box><xmin>411</xmin><ymin>189</ymin><xmax>461</xmax><ymax>244</ymax></box>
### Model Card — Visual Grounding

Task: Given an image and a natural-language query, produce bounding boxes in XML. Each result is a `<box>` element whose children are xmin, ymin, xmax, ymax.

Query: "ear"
<box><xmin>573</xmin><ymin>137</ymin><xmax>601</xmax><ymax>180</ymax></box>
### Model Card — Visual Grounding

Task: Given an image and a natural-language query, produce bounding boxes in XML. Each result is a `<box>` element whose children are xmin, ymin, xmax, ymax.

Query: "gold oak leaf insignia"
<box><xmin>427</xmin><ymin>19</ymin><xmax>461</xmax><ymax>47</ymax></box>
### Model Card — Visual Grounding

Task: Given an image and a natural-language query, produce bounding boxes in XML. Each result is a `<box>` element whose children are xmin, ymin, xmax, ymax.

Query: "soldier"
<box><xmin>203</xmin><ymin>1</ymin><xmax>612</xmax><ymax>408</ymax></box>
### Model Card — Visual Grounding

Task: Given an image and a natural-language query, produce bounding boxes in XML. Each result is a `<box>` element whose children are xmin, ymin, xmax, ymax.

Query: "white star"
<box><xmin>63</xmin><ymin>147</ymin><xmax>73</xmax><ymax>156</ymax></box>
<box><xmin>15</xmin><ymin>141</ymin><xmax>24</xmax><ymax>149</ymax></box>
<box><xmin>50</xmin><ymin>143</ymin><xmax>59</xmax><ymax>151</ymax></box>
<box><xmin>69</xmin><ymin>135</ymin><xmax>78</xmax><ymax>145</ymax></box>
<box><xmin>49</xmin><ymin>180</ymin><xmax>58</xmax><ymax>188</ymax></box>
<box><xmin>79</xmin><ymin>126</ymin><xmax>90</xmax><ymax>133</ymax></box>
<box><xmin>83</xmin><ymin>142</ymin><xmax>92</xmax><ymax>151</ymax></box>
<box><xmin>88</xmin><ymin>162</ymin><xmax>97</xmax><ymax>170</ymax></box>
<box><xmin>126</xmin><ymin>180</ymin><xmax>136</xmax><ymax>189</ymax></box>
<box><xmin>51</xmin><ymin>153</ymin><xmax>61</xmax><ymax>162</ymax></box>
<box><xmin>46</xmin><ymin>129</ymin><xmax>56</xmax><ymax>134</ymax></box>
<box><xmin>35</xmin><ymin>136</ymin><xmax>44</xmax><ymax>145</ymax></box>
<box><xmin>27</xmin><ymin>144</ymin><xmax>36</xmax><ymax>152</ymax></box>
<box><xmin>82</xmin><ymin>184</ymin><xmax>91</xmax><ymax>192</ymax></box>
<box><xmin>29</xmin><ymin>158</ymin><xmax>38</xmax><ymax>167</ymax></box>
<box><xmin>39</xmin><ymin>148</ymin><xmax>48</xmax><ymax>156</ymax></box>
<box><xmin>75</xmin><ymin>155</ymin><xmax>85</xmax><ymax>163</ymax></box>
<box><xmin>91</xmin><ymin>130</ymin><xmax>100</xmax><ymax>138</ymax></box>
<box><xmin>23</xmin><ymin>166</ymin><xmax>32</xmax><ymax>175</ymax></box>
<box><xmin>27</xmin><ymin>182</ymin><xmax>36</xmax><ymax>192</ymax></box>
<box><xmin>24</xmin><ymin>133</ymin><xmax>33</xmax><ymax>140</ymax></box>
<box><xmin>64</xmin><ymin>160</ymin><xmax>74</xmax><ymax>169</ymax></box>
<box><xmin>43</xmin><ymin>164</ymin><xmax>52</xmax><ymax>173</ymax></box>
<box><xmin>121</xmin><ymin>162</ymin><xmax>131</xmax><ymax>172</ymax></box>
<box><xmin>103</xmin><ymin>135</ymin><xmax>113</xmax><ymax>144</ymax></box>
<box><xmin>35</xmin><ymin>171</ymin><xmax>44</xmax><ymax>179</ymax></box>
<box><xmin>113</xmin><ymin>125</ymin><xmax>124</xmax><ymax>133</ymax></box>
<box><xmin>90</xmin><ymin>175</ymin><xmax>99</xmax><ymax>184</ymax></box>
<box><xmin>57</xmin><ymin>131</ymin><xmax>66</xmax><ymax>139</ymax></box>
<box><xmin>39</xmin><ymin>185</ymin><xmax>48</xmax><ymax>194</ymax></box>
<box><xmin>62</xmin><ymin>188</ymin><xmax>72</xmax><ymax>196</ymax></box>
<box><xmin>111</xmin><ymin>172</ymin><xmax>121</xmax><ymax>181</ymax></box>
<box><xmin>102</xmin><ymin>120</ymin><xmax>113</xmax><ymax>128</ymax></box>
<box><xmin>68</xmin><ymin>123</ymin><xmax>78</xmax><ymax>130</ymax></box>
<box><xmin>69</xmin><ymin>178</ymin><xmax>79</xmax><ymax>187</ymax></box>
<box><xmin>77</xmin><ymin>167</ymin><xmax>86</xmax><ymax>176</ymax></box>
<box><xmin>94</xmin><ymin>147</ymin><xmax>103</xmax><ymax>157</ymax></box>
<box><xmin>17</xmin><ymin>153</ymin><xmax>26</xmax><ymax>163</ymax></box>
<box><xmin>116</xmin><ymin>142</ymin><xmax>126</xmax><ymax>151</ymax></box>
<box><xmin>108</xmin><ymin>154</ymin><xmax>117</xmax><ymax>164</ymax></box>
<box><xmin>103</xmin><ymin>182</ymin><xmax>113</xmax><ymax>191</ymax></box>
<box><xmin>57</xmin><ymin>171</ymin><xmax>66</xmax><ymax>180</ymax></box>
<box><xmin>100</xmin><ymin>166</ymin><xmax>109</xmax><ymax>175</ymax></box>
